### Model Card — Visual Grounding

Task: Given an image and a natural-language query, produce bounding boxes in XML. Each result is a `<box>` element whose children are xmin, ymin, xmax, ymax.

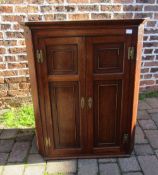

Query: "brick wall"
<box><xmin>0</xmin><ymin>0</ymin><xmax>158</xmax><ymax>109</ymax></box>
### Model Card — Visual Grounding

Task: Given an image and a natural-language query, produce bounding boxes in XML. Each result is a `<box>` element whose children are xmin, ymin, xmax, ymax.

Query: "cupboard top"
<box><xmin>22</xmin><ymin>19</ymin><xmax>147</xmax><ymax>29</ymax></box>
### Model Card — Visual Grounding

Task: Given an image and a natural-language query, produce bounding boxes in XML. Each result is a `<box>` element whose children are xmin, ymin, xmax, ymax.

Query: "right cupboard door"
<box><xmin>86</xmin><ymin>36</ymin><xmax>131</xmax><ymax>154</ymax></box>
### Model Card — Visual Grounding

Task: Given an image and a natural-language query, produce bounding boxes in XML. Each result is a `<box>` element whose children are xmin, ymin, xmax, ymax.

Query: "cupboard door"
<box><xmin>86</xmin><ymin>36</ymin><xmax>131</xmax><ymax>154</ymax></box>
<box><xmin>37</xmin><ymin>37</ymin><xmax>86</xmax><ymax>157</ymax></box>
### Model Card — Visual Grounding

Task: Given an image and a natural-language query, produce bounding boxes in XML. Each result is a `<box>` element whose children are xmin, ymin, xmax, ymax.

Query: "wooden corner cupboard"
<box><xmin>23</xmin><ymin>19</ymin><xmax>146</xmax><ymax>159</ymax></box>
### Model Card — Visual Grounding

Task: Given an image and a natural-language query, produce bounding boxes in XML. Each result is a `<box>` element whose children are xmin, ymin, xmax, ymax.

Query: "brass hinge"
<box><xmin>123</xmin><ymin>133</ymin><xmax>129</xmax><ymax>144</ymax></box>
<box><xmin>45</xmin><ymin>137</ymin><xmax>51</xmax><ymax>147</ymax></box>
<box><xmin>128</xmin><ymin>47</ymin><xmax>135</xmax><ymax>60</ymax></box>
<box><xmin>36</xmin><ymin>49</ymin><xmax>43</xmax><ymax>63</ymax></box>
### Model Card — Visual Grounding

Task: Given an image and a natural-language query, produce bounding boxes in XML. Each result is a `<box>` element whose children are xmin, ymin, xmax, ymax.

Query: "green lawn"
<box><xmin>139</xmin><ymin>91</ymin><xmax>158</xmax><ymax>100</ymax></box>
<box><xmin>0</xmin><ymin>104</ymin><xmax>35</xmax><ymax>128</ymax></box>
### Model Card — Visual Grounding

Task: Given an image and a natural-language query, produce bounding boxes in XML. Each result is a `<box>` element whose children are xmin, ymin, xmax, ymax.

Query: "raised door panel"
<box><xmin>94</xmin><ymin>43</ymin><xmax>124</xmax><ymax>73</ymax></box>
<box><xmin>94</xmin><ymin>80</ymin><xmax>122</xmax><ymax>147</ymax></box>
<box><xmin>37</xmin><ymin>37</ymin><xmax>86</xmax><ymax>157</ymax></box>
<box><xmin>49</xmin><ymin>82</ymin><xmax>80</xmax><ymax>149</ymax></box>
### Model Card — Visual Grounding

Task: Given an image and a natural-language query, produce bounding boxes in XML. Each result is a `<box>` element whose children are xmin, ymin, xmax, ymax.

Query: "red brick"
<box><xmin>90</xmin><ymin>0</ymin><xmax>111</xmax><ymax>2</ymax></box>
<box><xmin>150</xmin><ymin>36</ymin><xmax>158</xmax><ymax>40</ymax></box>
<box><xmin>113</xmin><ymin>13</ymin><xmax>133</xmax><ymax>19</ymax></box>
<box><xmin>54</xmin><ymin>6</ymin><xmax>75</xmax><ymax>12</ymax></box>
<box><xmin>123</xmin><ymin>5</ymin><xmax>143</xmax><ymax>11</ymax></box>
<box><xmin>47</xmin><ymin>0</ymin><xmax>64</xmax><ymax>3</ymax></box>
<box><xmin>142</xmin><ymin>55</ymin><xmax>155</xmax><ymax>60</ymax></box>
<box><xmin>40</xmin><ymin>6</ymin><xmax>52</xmax><ymax>12</ymax></box>
<box><xmin>114</xmin><ymin>0</ymin><xmax>133</xmax><ymax>2</ymax></box>
<box><xmin>54</xmin><ymin>14</ymin><xmax>67</xmax><ymax>20</ymax></box>
<box><xmin>0</xmin><ymin>6</ymin><xmax>13</xmax><ymax>13</ymax></box>
<box><xmin>0</xmin><ymin>40</ymin><xmax>17</xmax><ymax>46</ymax></box>
<box><xmin>141</xmin><ymin>68</ymin><xmax>149</xmax><ymax>73</ymax></box>
<box><xmin>101</xmin><ymin>5</ymin><xmax>121</xmax><ymax>11</ymax></box>
<box><xmin>144</xmin><ymin>62</ymin><xmax>158</xmax><ymax>67</ymax></box>
<box><xmin>140</xmin><ymin>80</ymin><xmax>155</xmax><ymax>86</ymax></box>
<box><xmin>14</xmin><ymin>6</ymin><xmax>27</xmax><ymax>13</ymax></box>
<box><xmin>17</xmin><ymin>40</ymin><xmax>25</xmax><ymax>46</ymax></box>
<box><xmin>5</xmin><ymin>56</ymin><xmax>17</xmax><ymax>62</ymax></box>
<box><xmin>144</xmin><ymin>49</ymin><xmax>153</xmax><ymax>54</ymax></box>
<box><xmin>27</xmin><ymin>0</ymin><xmax>44</xmax><ymax>3</ymax></box>
<box><xmin>0</xmin><ymin>70</ymin><xmax>18</xmax><ymax>76</ymax></box>
<box><xmin>144</xmin><ymin>74</ymin><xmax>152</xmax><ymax>79</ymax></box>
<box><xmin>144</xmin><ymin>5</ymin><xmax>158</xmax><ymax>11</ymax></box>
<box><xmin>78</xmin><ymin>5</ymin><xmax>99</xmax><ymax>11</ymax></box>
<box><xmin>5</xmin><ymin>77</ymin><xmax>28</xmax><ymax>83</ymax></box>
<box><xmin>0</xmin><ymin>56</ymin><xmax>3</xmax><ymax>62</ymax></box>
<box><xmin>0</xmin><ymin>48</ymin><xmax>6</xmax><ymax>54</ymax></box>
<box><xmin>8</xmin><ymin>63</ymin><xmax>27</xmax><ymax>69</ymax></box>
<box><xmin>28</xmin><ymin>15</ymin><xmax>42</xmax><ymax>21</ymax></box>
<box><xmin>8</xmin><ymin>47</ymin><xmax>26</xmax><ymax>54</ymax></box>
<box><xmin>151</xmin><ymin>68</ymin><xmax>158</xmax><ymax>73</ymax></box>
<box><xmin>17</xmin><ymin>55</ymin><xmax>27</xmax><ymax>61</ymax></box>
<box><xmin>18</xmin><ymin>69</ymin><xmax>29</xmax><ymax>75</ymax></box>
<box><xmin>0</xmin><ymin>32</ymin><xmax>3</xmax><ymax>39</ymax></box>
<box><xmin>136</xmin><ymin>0</ymin><xmax>155</xmax><ymax>3</ymax></box>
<box><xmin>68</xmin><ymin>14</ymin><xmax>89</xmax><ymax>20</ymax></box>
<box><xmin>91</xmin><ymin>13</ymin><xmax>111</xmax><ymax>19</ymax></box>
<box><xmin>2</xmin><ymin>0</ymin><xmax>24</xmax><ymax>4</ymax></box>
<box><xmin>147</xmin><ymin>21</ymin><xmax>157</xmax><ymax>27</ymax></box>
<box><xmin>0</xmin><ymin>77</ymin><xmax>4</xmax><ymax>84</ymax></box>
<box><xmin>134</xmin><ymin>13</ymin><xmax>153</xmax><ymax>18</ymax></box>
<box><xmin>2</xmin><ymin>15</ymin><xmax>26</xmax><ymax>22</ymax></box>
<box><xmin>1</xmin><ymin>24</ymin><xmax>11</xmax><ymax>30</ymax></box>
<box><xmin>67</xmin><ymin>0</ymin><xmax>88</xmax><ymax>3</ymax></box>
<box><xmin>0</xmin><ymin>84</ymin><xmax>8</xmax><ymax>90</ymax></box>
<box><xmin>9</xmin><ymin>83</ymin><xmax>19</xmax><ymax>90</ymax></box>
<box><xmin>27</xmin><ymin>6</ymin><xmax>39</xmax><ymax>12</ymax></box>
<box><xmin>19</xmin><ymin>82</ymin><xmax>30</xmax><ymax>89</ymax></box>
<box><xmin>44</xmin><ymin>14</ymin><xmax>54</xmax><ymax>21</ymax></box>
<box><xmin>0</xmin><ymin>90</ymin><xmax>7</xmax><ymax>97</ymax></box>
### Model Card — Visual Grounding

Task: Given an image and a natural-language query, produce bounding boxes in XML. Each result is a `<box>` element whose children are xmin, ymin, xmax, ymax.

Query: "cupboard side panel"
<box><xmin>23</xmin><ymin>27</ymin><xmax>45</xmax><ymax>154</ymax></box>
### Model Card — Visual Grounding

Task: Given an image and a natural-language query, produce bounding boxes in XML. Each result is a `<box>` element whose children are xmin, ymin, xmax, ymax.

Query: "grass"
<box><xmin>139</xmin><ymin>91</ymin><xmax>158</xmax><ymax>100</ymax></box>
<box><xmin>0</xmin><ymin>104</ymin><xmax>35</xmax><ymax>128</ymax></box>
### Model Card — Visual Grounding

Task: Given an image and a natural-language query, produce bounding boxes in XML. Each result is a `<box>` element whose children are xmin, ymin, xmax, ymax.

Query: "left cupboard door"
<box><xmin>36</xmin><ymin>37</ymin><xmax>86</xmax><ymax>158</ymax></box>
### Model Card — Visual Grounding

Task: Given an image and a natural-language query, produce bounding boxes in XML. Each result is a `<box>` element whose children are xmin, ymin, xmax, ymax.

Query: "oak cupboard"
<box><xmin>23</xmin><ymin>19</ymin><xmax>146</xmax><ymax>159</ymax></box>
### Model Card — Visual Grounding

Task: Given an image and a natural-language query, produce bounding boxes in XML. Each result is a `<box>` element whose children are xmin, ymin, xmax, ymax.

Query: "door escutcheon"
<box><xmin>80</xmin><ymin>97</ymin><xmax>85</xmax><ymax>109</ymax></box>
<box><xmin>88</xmin><ymin>97</ymin><xmax>93</xmax><ymax>109</ymax></box>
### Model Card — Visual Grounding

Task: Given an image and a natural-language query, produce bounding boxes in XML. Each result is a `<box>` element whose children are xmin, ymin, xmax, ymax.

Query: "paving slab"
<box><xmin>8</xmin><ymin>141</ymin><xmax>30</xmax><ymax>163</ymax></box>
<box><xmin>0</xmin><ymin>166</ymin><xmax>4</xmax><ymax>175</ymax></box>
<box><xmin>138</xmin><ymin>101</ymin><xmax>151</xmax><ymax>110</ymax></box>
<box><xmin>78</xmin><ymin>159</ymin><xmax>98</xmax><ymax>175</ymax></box>
<box><xmin>147</xmin><ymin>109</ymin><xmax>158</xmax><ymax>114</ymax></box>
<box><xmin>0</xmin><ymin>153</ymin><xmax>9</xmax><ymax>165</ymax></box>
<box><xmin>24</xmin><ymin>165</ymin><xmax>45</xmax><ymax>175</ymax></box>
<box><xmin>16</xmin><ymin>129</ymin><xmax>34</xmax><ymax>141</ymax></box>
<box><xmin>139</xmin><ymin>119</ymin><xmax>157</xmax><ymax>130</ymax></box>
<box><xmin>0</xmin><ymin>129</ymin><xmax>18</xmax><ymax>140</ymax></box>
<box><xmin>46</xmin><ymin>160</ymin><xmax>77</xmax><ymax>174</ymax></box>
<box><xmin>151</xmin><ymin>113</ymin><xmax>158</xmax><ymax>127</ymax></box>
<box><xmin>134</xmin><ymin>144</ymin><xmax>154</xmax><ymax>155</ymax></box>
<box><xmin>99</xmin><ymin>163</ymin><xmax>121</xmax><ymax>175</ymax></box>
<box><xmin>138</xmin><ymin>155</ymin><xmax>158</xmax><ymax>175</ymax></box>
<box><xmin>98</xmin><ymin>158</ymin><xmax>116</xmax><ymax>163</ymax></box>
<box><xmin>123</xmin><ymin>173</ymin><xmax>143</xmax><ymax>175</ymax></box>
<box><xmin>29</xmin><ymin>136</ymin><xmax>38</xmax><ymax>154</ymax></box>
<box><xmin>27</xmin><ymin>154</ymin><xmax>45</xmax><ymax>165</ymax></box>
<box><xmin>118</xmin><ymin>157</ymin><xmax>141</xmax><ymax>172</ymax></box>
<box><xmin>145</xmin><ymin>130</ymin><xmax>158</xmax><ymax>149</ymax></box>
<box><xmin>137</xmin><ymin>110</ymin><xmax>150</xmax><ymax>120</ymax></box>
<box><xmin>135</xmin><ymin>126</ymin><xmax>148</xmax><ymax>144</ymax></box>
<box><xmin>2</xmin><ymin>164</ymin><xmax>24</xmax><ymax>175</ymax></box>
<box><xmin>0</xmin><ymin>140</ymin><xmax>14</xmax><ymax>153</ymax></box>
<box><xmin>145</xmin><ymin>98</ymin><xmax>158</xmax><ymax>108</ymax></box>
